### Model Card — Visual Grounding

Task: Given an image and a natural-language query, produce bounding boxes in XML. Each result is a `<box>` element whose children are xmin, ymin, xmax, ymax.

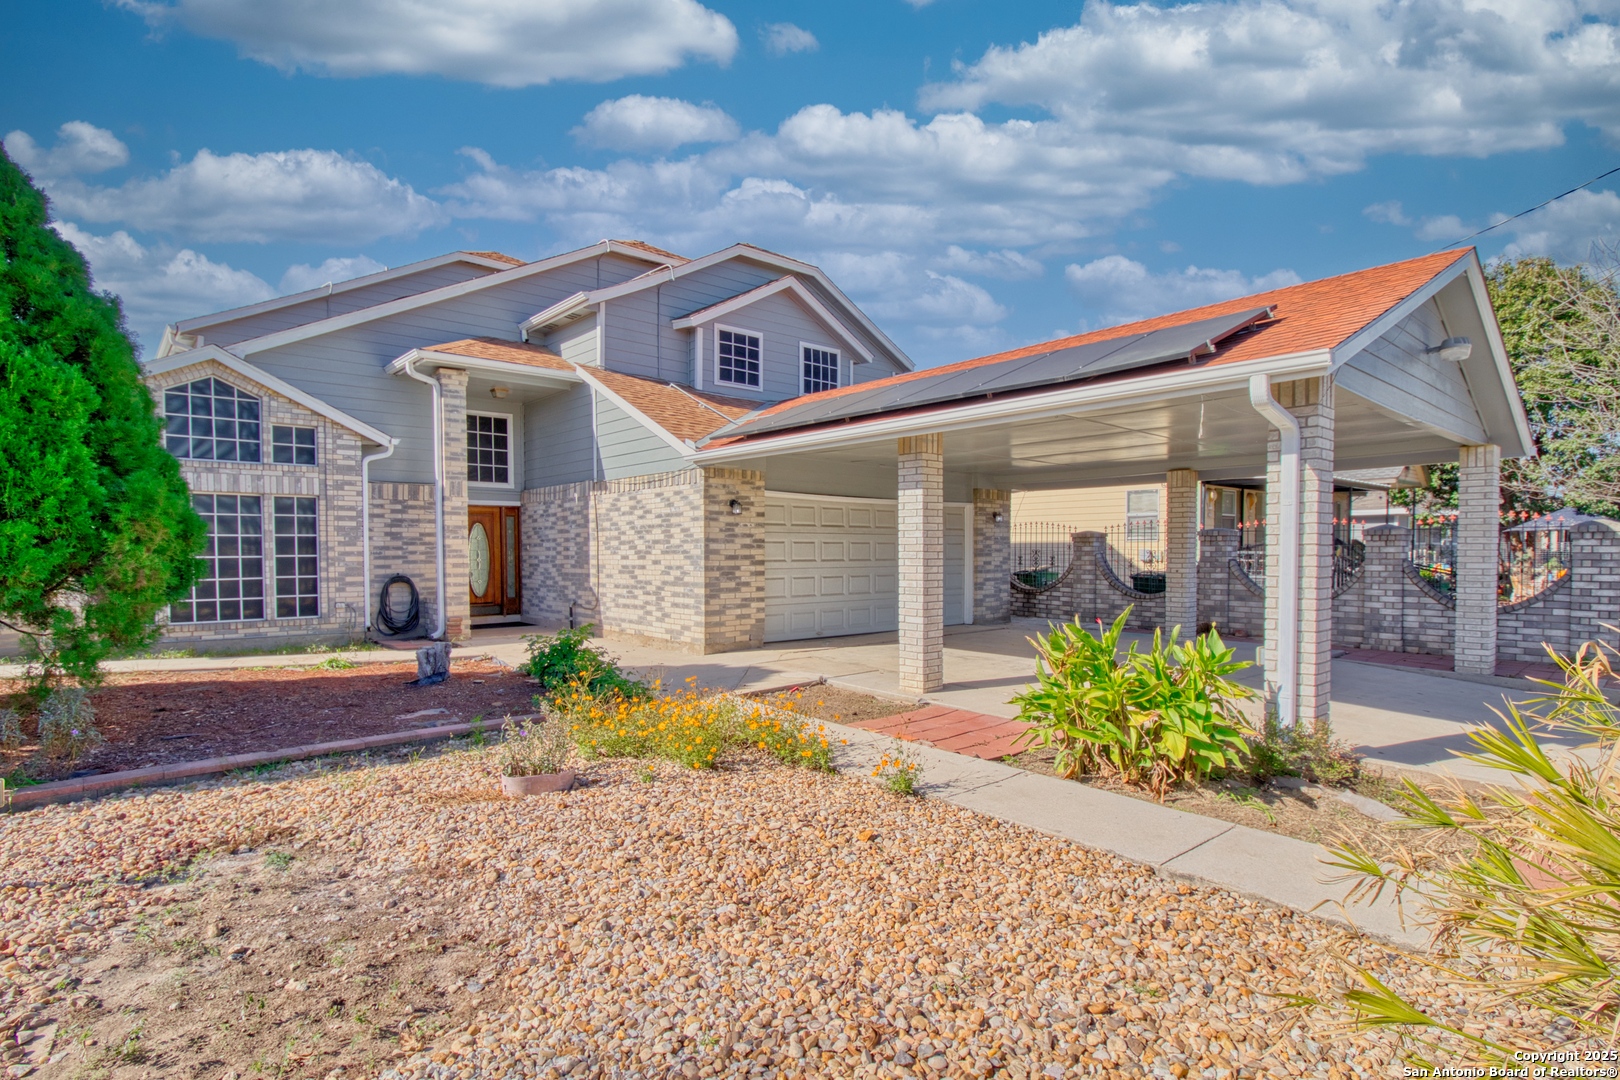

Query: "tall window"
<box><xmin>801</xmin><ymin>345</ymin><xmax>839</xmax><ymax>394</ymax></box>
<box><xmin>716</xmin><ymin>327</ymin><xmax>761</xmax><ymax>388</ymax></box>
<box><xmin>467</xmin><ymin>414</ymin><xmax>511</xmax><ymax>485</ymax></box>
<box><xmin>169</xmin><ymin>495</ymin><xmax>264</xmax><ymax>623</ymax></box>
<box><xmin>164</xmin><ymin>378</ymin><xmax>261</xmax><ymax>462</ymax></box>
<box><xmin>271</xmin><ymin>425</ymin><xmax>316</xmax><ymax>465</ymax></box>
<box><xmin>273</xmin><ymin>497</ymin><xmax>319</xmax><ymax>618</ymax></box>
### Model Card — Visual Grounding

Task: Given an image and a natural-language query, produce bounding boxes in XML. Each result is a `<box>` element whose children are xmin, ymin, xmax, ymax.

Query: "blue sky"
<box><xmin>4</xmin><ymin>0</ymin><xmax>1618</xmax><ymax>364</ymax></box>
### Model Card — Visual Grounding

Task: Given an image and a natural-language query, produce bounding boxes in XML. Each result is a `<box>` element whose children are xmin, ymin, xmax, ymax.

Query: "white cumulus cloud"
<box><xmin>1064</xmin><ymin>256</ymin><xmax>1302</xmax><ymax>325</ymax></box>
<box><xmin>52</xmin><ymin>221</ymin><xmax>275</xmax><ymax>355</ymax></box>
<box><xmin>4</xmin><ymin>122</ymin><xmax>130</xmax><ymax>180</ymax></box>
<box><xmin>278</xmin><ymin>255</ymin><xmax>389</xmax><ymax>294</ymax></box>
<box><xmin>762</xmin><ymin>23</ymin><xmax>818</xmax><ymax>56</ymax></box>
<box><xmin>25</xmin><ymin>140</ymin><xmax>445</xmax><ymax>244</ymax></box>
<box><xmin>934</xmin><ymin>245</ymin><xmax>1044</xmax><ymax>280</ymax></box>
<box><xmin>573</xmin><ymin>96</ymin><xmax>740</xmax><ymax>152</ymax></box>
<box><xmin>1497</xmin><ymin>188</ymin><xmax>1620</xmax><ymax>263</ymax></box>
<box><xmin>922</xmin><ymin>0</ymin><xmax>1620</xmax><ymax>184</ymax></box>
<box><xmin>114</xmin><ymin>0</ymin><xmax>738</xmax><ymax>87</ymax></box>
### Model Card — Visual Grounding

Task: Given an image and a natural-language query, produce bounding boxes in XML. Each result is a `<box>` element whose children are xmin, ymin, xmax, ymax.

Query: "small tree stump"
<box><xmin>412</xmin><ymin>642</ymin><xmax>451</xmax><ymax>687</ymax></box>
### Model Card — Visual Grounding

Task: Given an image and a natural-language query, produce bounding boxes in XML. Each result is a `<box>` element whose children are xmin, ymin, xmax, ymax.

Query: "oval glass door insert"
<box><xmin>468</xmin><ymin>522</ymin><xmax>491</xmax><ymax>595</ymax></box>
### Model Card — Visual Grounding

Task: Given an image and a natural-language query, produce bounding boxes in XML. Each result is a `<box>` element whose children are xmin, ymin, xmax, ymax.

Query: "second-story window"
<box><xmin>271</xmin><ymin>425</ymin><xmax>317</xmax><ymax>465</ymax></box>
<box><xmin>467</xmin><ymin>413</ymin><xmax>511</xmax><ymax>485</ymax></box>
<box><xmin>163</xmin><ymin>377</ymin><xmax>261</xmax><ymax>462</ymax></box>
<box><xmin>716</xmin><ymin>327</ymin><xmax>761</xmax><ymax>388</ymax></box>
<box><xmin>801</xmin><ymin>345</ymin><xmax>839</xmax><ymax>394</ymax></box>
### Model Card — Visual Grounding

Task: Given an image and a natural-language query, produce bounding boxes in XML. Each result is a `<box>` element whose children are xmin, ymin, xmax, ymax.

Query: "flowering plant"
<box><xmin>497</xmin><ymin>714</ymin><xmax>571</xmax><ymax>776</ymax></box>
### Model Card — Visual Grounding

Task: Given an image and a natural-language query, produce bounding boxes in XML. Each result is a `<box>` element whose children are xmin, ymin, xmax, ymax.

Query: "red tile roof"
<box><xmin>733</xmin><ymin>249</ymin><xmax>1472</xmax><ymax>430</ymax></box>
<box><xmin>609</xmin><ymin>239</ymin><xmax>689</xmax><ymax>263</ymax></box>
<box><xmin>587</xmin><ymin>367</ymin><xmax>757</xmax><ymax>442</ymax></box>
<box><xmin>461</xmin><ymin>251</ymin><xmax>525</xmax><ymax>266</ymax></box>
<box><xmin>423</xmin><ymin>337</ymin><xmax>572</xmax><ymax>373</ymax></box>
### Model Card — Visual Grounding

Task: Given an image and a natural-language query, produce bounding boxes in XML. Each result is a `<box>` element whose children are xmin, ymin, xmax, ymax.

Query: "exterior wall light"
<box><xmin>729</xmin><ymin>498</ymin><xmax>744</xmax><ymax>515</ymax></box>
<box><xmin>1427</xmin><ymin>337</ymin><xmax>1472</xmax><ymax>363</ymax></box>
<box><xmin>490</xmin><ymin>385</ymin><xmax>511</xmax><ymax>399</ymax></box>
<box><xmin>992</xmin><ymin>511</ymin><xmax>1006</xmax><ymax>523</ymax></box>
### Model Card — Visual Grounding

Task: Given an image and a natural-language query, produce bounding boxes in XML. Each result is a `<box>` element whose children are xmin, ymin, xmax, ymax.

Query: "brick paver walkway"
<box><xmin>847</xmin><ymin>705</ymin><xmax>1031</xmax><ymax>760</ymax></box>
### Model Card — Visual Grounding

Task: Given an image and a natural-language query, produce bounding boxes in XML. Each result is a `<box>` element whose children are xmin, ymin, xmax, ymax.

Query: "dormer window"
<box><xmin>163</xmin><ymin>377</ymin><xmax>261</xmax><ymax>462</ymax></box>
<box><xmin>802</xmin><ymin>345</ymin><xmax>839</xmax><ymax>395</ymax></box>
<box><xmin>716</xmin><ymin>327</ymin><xmax>761</xmax><ymax>388</ymax></box>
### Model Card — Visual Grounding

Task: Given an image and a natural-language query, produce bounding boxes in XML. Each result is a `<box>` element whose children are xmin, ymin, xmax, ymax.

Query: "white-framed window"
<box><xmin>163</xmin><ymin>377</ymin><xmax>262</xmax><ymax>462</ymax></box>
<box><xmin>715</xmin><ymin>326</ymin><xmax>762</xmax><ymax>389</ymax></box>
<box><xmin>801</xmin><ymin>344</ymin><xmax>840</xmax><ymax>395</ymax></box>
<box><xmin>271</xmin><ymin>425</ymin><xmax>317</xmax><ymax>465</ymax></box>
<box><xmin>273</xmin><ymin>496</ymin><xmax>320</xmax><ymax>618</ymax></box>
<box><xmin>466</xmin><ymin>412</ymin><xmax>513</xmax><ymax>486</ymax></box>
<box><xmin>169</xmin><ymin>494</ymin><xmax>265</xmax><ymax>624</ymax></box>
<box><xmin>1125</xmin><ymin>488</ymin><xmax>1161</xmax><ymax>541</ymax></box>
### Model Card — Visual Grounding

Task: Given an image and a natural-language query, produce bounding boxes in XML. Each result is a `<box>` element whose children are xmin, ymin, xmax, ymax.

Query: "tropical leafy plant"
<box><xmin>1012</xmin><ymin>609</ymin><xmax>1254</xmax><ymax>797</ymax></box>
<box><xmin>521</xmin><ymin>624</ymin><xmax>646</xmax><ymax>699</ymax></box>
<box><xmin>1304</xmin><ymin>639</ymin><xmax>1620</xmax><ymax>1063</ymax></box>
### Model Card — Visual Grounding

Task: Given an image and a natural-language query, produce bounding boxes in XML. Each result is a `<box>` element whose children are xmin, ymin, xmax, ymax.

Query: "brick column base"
<box><xmin>898</xmin><ymin>434</ymin><xmax>945</xmax><ymax>695</ymax></box>
<box><xmin>1165</xmin><ymin>469</ymin><xmax>1199</xmax><ymax>635</ymax></box>
<box><xmin>1455</xmin><ymin>443</ymin><xmax>1501</xmax><ymax>675</ymax></box>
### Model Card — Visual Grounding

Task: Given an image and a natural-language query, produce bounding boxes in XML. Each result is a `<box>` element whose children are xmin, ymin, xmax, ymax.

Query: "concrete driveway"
<box><xmin>473</xmin><ymin>617</ymin><xmax>1583</xmax><ymax>786</ymax></box>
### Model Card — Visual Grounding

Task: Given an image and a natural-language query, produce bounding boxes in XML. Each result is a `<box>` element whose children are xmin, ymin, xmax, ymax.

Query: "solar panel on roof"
<box><xmin>713</xmin><ymin>305</ymin><xmax>1273</xmax><ymax>441</ymax></box>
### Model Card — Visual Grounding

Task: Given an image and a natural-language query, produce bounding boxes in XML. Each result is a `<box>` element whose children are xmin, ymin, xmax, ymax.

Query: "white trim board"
<box><xmin>144</xmin><ymin>346</ymin><xmax>396</xmax><ymax>447</ymax></box>
<box><xmin>673</xmin><ymin>277</ymin><xmax>875</xmax><ymax>363</ymax></box>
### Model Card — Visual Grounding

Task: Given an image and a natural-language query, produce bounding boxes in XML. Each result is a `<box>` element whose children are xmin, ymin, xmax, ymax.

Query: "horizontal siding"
<box><xmin>596</xmin><ymin>394</ymin><xmax>687</xmax><ymax>480</ymax></box>
<box><xmin>1337</xmin><ymin>301</ymin><xmax>1486</xmax><ymax>442</ymax></box>
<box><xmin>200</xmin><ymin>263</ymin><xmax>496</xmax><ymax>346</ymax></box>
<box><xmin>548</xmin><ymin>314</ymin><xmax>598</xmax><ymax>366</ymax></box>
<box><xmin>524</xmin><ymin>387</ymin><xmax>597</xmax><ymax>487</ymax></box>
<box><xmin>1012</xmin><ymin>484</ymin><xmax>1159</xmax><ymax>530</ymax></box>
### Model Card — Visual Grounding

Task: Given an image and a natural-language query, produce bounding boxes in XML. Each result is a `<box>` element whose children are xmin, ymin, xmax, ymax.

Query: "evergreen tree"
<box><xmin>0</xmin><ymin>147</ymin><xmax>205</xmax><ymax>690</ymax></box>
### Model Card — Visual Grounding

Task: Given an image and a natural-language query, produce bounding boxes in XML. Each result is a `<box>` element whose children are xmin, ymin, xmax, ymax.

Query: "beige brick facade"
<box><xmin>897</xmin><ymin>434</ymin><xmax>945</xmax><ymax>694</ymax></box>
<box><xmin>1164</xmin><ymin>469</ymin><xmax>1200</xmax><ymax>634</ymax></box>
<box><xmin>1454</xmin><ymin>443</ymin><xmax>1501</xmax><ymax>675</ymax></box>
<box><xmin>971</xmin><ymin>489</ymin><xmax>1012</xmax><ymax>624</ymax></box>
<box><xmin>435</xmin><ymin>368</ymin><xmax>472</xmax><ymax>641</ymax></box>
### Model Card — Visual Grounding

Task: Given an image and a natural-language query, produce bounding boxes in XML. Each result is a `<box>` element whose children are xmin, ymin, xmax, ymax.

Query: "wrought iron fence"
<box><xmin>1233</xmin><ymin>524</ymin><xmax>1266</xmax><ymax>584</ymax></box>
<box><xmin>1102</xmin><ymin>520</ymin><xmax>1167</xmax><ymax>593</ymax></box>
<box><xmin>1011</xmin><ymin>521</ymin><xmax>1077</xmax><ymax>590</ymax></box>
<box><xmin>1406</xmin><ymin>515</ymin><xmax>1571</xmax><ymax>604</ymax></box>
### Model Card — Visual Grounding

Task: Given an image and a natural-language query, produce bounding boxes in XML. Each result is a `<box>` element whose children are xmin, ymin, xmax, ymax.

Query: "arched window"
<box><xmin>163</xmin><ymin>377</ymin><xmax>262</xmax><ymax>462</ymax></box>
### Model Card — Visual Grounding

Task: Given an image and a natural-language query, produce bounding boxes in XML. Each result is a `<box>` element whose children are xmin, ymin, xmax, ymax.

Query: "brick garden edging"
<box><xmin>2</xmin><ymin>716</ymin><xmax>530</xmax><ymax>811</ymax></box>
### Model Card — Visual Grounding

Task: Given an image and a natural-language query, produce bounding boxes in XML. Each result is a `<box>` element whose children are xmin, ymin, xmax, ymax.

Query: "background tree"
<box><xmin>0</xmin><ymin>148</ymin><xmax>205</xmax><ymax>691</ymax></box>
<box><xmin>1394</xmin><ymin>251</ymin><xmax>1620</xmax><ymax>518</ymax></box>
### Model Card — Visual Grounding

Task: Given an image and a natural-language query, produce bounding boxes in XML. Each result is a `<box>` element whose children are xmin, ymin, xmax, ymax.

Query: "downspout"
<box><xmin>402</xmin><ymin>358</ymin><xmax>448</xmax><ymax>640</ymax></box>
<box><xmin>360</xmin><ymin>438</ymin><xmax>398</xmax><ymax>633</ymax></box>
<box><xmin>1248</xmin><ymin>374</ymin><xmax>1300</xmax><ymax>725</ymax></box>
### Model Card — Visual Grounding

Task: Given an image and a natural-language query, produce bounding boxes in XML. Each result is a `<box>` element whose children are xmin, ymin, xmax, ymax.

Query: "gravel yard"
<box><xmin>0</xmin><ymin>659</ymin><xmax>528</xmax><ymax>782</ymax></box>
<box><xmin>1</xmin><ymin>737</ymin><xmax>1544</xmax><ymax>1080</ymax></box>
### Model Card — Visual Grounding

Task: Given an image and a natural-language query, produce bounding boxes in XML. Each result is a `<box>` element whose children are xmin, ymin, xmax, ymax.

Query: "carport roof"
<box><xmin>705</xmin><ymin>249</ymin><xmax>1474</xmax><ymax>448</ymax></box>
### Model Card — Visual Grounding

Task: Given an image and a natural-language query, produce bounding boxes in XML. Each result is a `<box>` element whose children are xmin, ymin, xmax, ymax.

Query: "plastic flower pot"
<box><xmin>501</xmin><ymin>770</ymin><xmax>576</xmax><ymax>796</ymax></box>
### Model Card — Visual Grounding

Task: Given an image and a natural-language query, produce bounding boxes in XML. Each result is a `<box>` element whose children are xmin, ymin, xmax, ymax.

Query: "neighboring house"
<box><xmin>132</xmin><ymin>244</ymin><xmax>1531</xmax><ymax>728</ymax></box>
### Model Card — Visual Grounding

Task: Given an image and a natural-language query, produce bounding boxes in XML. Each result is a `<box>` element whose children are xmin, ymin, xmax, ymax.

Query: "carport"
<box><xmin>692</xmin><ymin>249</ymin><xmax>1533</xmax><ymax>725</ymax></box>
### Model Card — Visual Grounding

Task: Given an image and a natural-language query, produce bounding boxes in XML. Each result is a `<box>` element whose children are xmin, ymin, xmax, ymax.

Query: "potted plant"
<box><xmin>498</xmin><ymin>714</ymin><xmax>575</xmax><ymax>795</ymax></box>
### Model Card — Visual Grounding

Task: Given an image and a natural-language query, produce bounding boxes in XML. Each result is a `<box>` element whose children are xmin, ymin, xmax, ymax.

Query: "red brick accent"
<box><xmin>849</xmin><ymin>707</ymin><xmax>1031</xmax><ymax>761</ymax></box>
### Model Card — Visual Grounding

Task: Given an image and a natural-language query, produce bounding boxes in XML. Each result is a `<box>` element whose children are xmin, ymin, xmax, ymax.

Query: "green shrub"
<box><xmin>522</xmin><ymin>625</ymin><xmax>646</xmax><ymax>699</ymax></box>
<box><xmin>497</xmin><ymin>715</ymin><xmax>571</xmax><ymax>777</ymax></box>
<box><xmin>1011</xmin><ymin>609</ymin><xmax>1253</xmax><ymax>797</ymax></box>
<box><xmin>0</xmin><ymin>707</ymin><xmax>23</xmax><ymax>750</ymax></box>
<box><xmin>36</xmin><ymin>686</ymin><xmax>102</xmax><ymax>761</ymax></box>
<box><xmin>1307</xmin><ymin>639</ymin><xmax>1620</xmax><ymax>1064</ymax></box>
<box><xmin>1247</xmin><ymin>714</ymin><xmax>1361</xmax><ymax>786</ymax></box>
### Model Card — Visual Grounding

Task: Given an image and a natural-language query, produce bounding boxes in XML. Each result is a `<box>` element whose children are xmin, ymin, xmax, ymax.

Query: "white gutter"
<box><xmin>1248</xmin><ymin>374</ymin><xmax>1301</xmax><ymax>726</ymax></box>
<box><xmin>359</xmin><ymin>437</ymin><xmax>398</xmax><ymax>633</ymax></box>
<box><xmin>401</xmin><ymin>358</ymin><xmax>448</xmax><ymax>640</ymax></box>
<box><xmin>694</xmin><ymin>350</ymin><xmax>1332</xmax><ymax>463</ymax></box>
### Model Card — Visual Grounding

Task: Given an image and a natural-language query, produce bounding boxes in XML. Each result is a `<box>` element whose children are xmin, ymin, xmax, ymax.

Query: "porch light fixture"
<box><xmin>992</xmin><ymin>511</ymin><xmax>1006</xmax><ymax>523</ymax></box>
<box><xmin>729</xmin><ymin>498</ymin><xmax>744</xmax><ymax>515</ymax></box>
<box><xmin>490</xmin><ymin>385</ymin><xmax>511</xmax><ymax>399</ymax></box>
<box><xmin>1427</xmin><ymin>337</ymin><xmax>1472</xmax><ymax>363</ymax></box>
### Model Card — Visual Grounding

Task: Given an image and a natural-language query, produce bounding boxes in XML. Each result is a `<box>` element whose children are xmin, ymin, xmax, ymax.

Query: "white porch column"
<box><xmin>1261</xmin><ymin>376</ymin><xmax>1335</xmax><ymax>726</ymax></box>
<box><xmin>1454</xmin><ymin>444</ymin><xmax>1501</xmax><ymax>676</ymax></box>
<box><xmin>1165</xmin><ymin>469</ymin><xmax>1200</xmax><ymax>635</ymax></box>
<box><xmin>898</xmin><ymin>434</ymin><xmax>945</xmax><ymax>695</ymax></box>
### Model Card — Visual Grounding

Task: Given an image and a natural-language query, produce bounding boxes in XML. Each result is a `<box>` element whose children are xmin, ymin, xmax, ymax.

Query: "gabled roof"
<box><xmin>581</xmin><ymin>367</ymin><xmax>758</xmax><ymax>444</ymax></box>
<box><xmin>144</xmin><ymin>346</ymin><xmax>396</xmax><ymax>446</ymax></box>
<box><xmin>462</xmin><ymin>251</ymin><xmax>525</xmax><ymax>266</ymax></box>
<box><xmin>412</xmin><ymin>337</ymin><xmax>573</xmax><ymax>373</ymax></box>
<box><xmin>521</xmin><ymin>243</ymin><xmax>914</xmax><ymax>371</ymax></box>
<box><xmin>218</xmin><ymin>240</ymin><xmax>683</xmax><ymax>358</ymax></box>
<box><xmin>607</xmin><ymin>239</ymin><xmax>688</xmax><ymax>264</ymax></box>
<box><xmin>670</xmin><ymin>276</ymin><xmax>875</xmax><ymax>362</ymax></box>
<box><xmin>701</xmin><ymin>249</ymin><xmax>1523</xmax><ymax>454</ymax></box>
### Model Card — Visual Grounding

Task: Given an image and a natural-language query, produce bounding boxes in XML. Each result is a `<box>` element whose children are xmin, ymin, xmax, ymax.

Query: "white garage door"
<box><xmin>763</xmin><ymin>494</ymin><xmax>970</xmax><ymax>643</ymax></box>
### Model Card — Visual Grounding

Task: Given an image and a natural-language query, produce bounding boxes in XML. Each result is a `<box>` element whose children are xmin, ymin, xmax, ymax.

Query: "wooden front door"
<box><xmin>468</xmin><ymin>506</ymin><xmax>522</xmax><ymax>617</ymax></box>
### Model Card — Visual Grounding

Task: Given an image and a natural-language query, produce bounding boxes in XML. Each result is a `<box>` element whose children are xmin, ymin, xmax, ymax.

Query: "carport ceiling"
<box><xmin>734</xmin><ymin>386</ymin><xmax>1467</xmax><ymax>492</ymax></box>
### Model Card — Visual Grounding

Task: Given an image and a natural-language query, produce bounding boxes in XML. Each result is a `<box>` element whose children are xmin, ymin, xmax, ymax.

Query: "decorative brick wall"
<box><xmin>1195</xmin><ymin>529</ymin><xmax>1264</xmax><ymax>639</ymax></box>
<box><xmin>144</xmin><ymin>359</ymin><xmax>368</xmax><ymax>652</ymax></box>
<box><xmin>897</xmin><ymin>435</ymin><xmax>945</xmax><ymax>694</ymax></box>
<box><xmin>972</xmin><ymin>489</ymin><xmax>1012</xmax><ymax>624</ymax></box>
<box><xmin>1011</xmin><ymin>532</ymin><xmax>1166</xmax><ymax>631</ymax></box>
<box><xmin>1496</xmin><ymin>519</ymin><xmax>1620</xmax><ymax>663</ymax></box>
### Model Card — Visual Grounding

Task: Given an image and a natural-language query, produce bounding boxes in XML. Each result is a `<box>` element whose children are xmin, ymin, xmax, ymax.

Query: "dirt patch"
<box><xmin>744</xmin><ymin>684</ymin><xmax>909</xmax><ymax>726</ymax></box>
<box><xmin>31</xmin><ymin>827</ymin><xmax>506</xmax><ymax>1078</ymax></box>
<box><xmin>1</xmin><ymin>659</ymin><xmax>533</xmax><ymax>783</ymax></box>
<box><xmin>1002</xmin><ymin>745</ymin><xmax>1468</xmax><ymax>864</ymax></box>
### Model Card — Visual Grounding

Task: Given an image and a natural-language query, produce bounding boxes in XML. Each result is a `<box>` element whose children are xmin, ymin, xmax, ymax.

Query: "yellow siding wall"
<box><xmin>1010</xmin><ymin>484</ymin><xmax>1166</xmax><ymax>530</ymax></box>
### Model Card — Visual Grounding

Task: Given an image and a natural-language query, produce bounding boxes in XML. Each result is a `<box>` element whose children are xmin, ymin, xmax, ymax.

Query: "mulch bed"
<box><xmin>1</xmin><ymin>659</ymin><xmax>534</xmax><ymax>783</ymax></box>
